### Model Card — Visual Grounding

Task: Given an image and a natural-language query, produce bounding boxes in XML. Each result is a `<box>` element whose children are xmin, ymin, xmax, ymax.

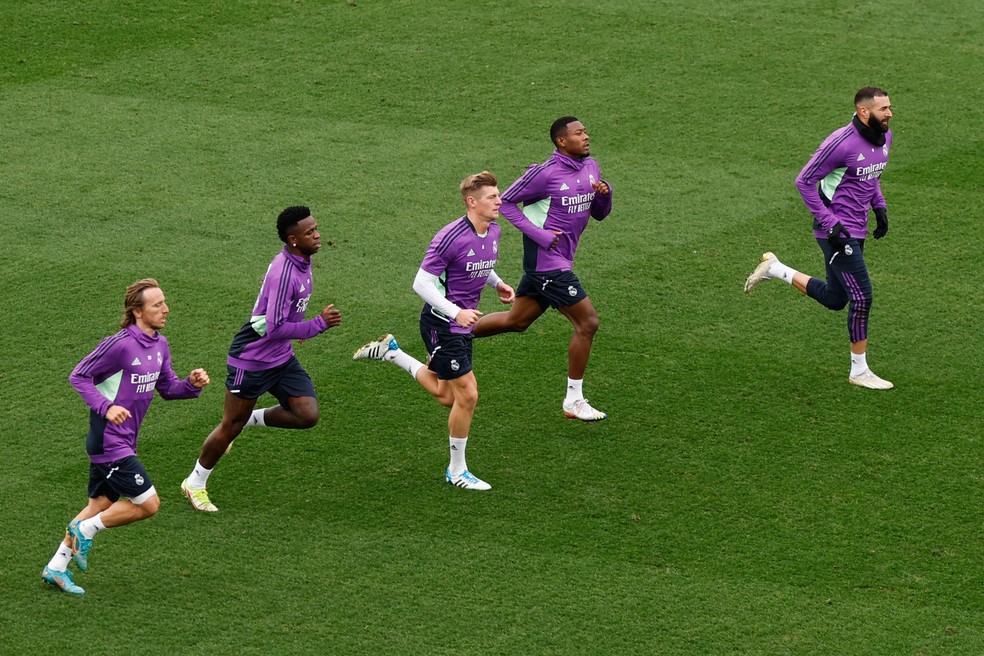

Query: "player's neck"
<box><xmin>466</xmin><ymin>214</ymin><xmax>492</xmax><ymax>235</ymax></box>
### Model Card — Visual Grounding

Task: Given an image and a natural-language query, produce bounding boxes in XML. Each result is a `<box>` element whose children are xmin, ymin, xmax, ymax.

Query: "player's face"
<box><xmin>859</xmin><ymin>95</ymin><xmax>892</xmax><ymax>132</ymax></box>
<box><xmin>135</xmin><ymin>287</ymin><xmax>168</xmax><ymax>332</ymax></box>
<box><xmin>469</xmin><ymin>186</ymin><xmax>502</xmax><ymax>222</ymax></box>
<box><xmin>289</xmin><ymin>216</ymin><xmax>322</xmax><ymax>256</ymax></box>
<box><xmin>558</xmin><ymin>121</ymin><xmax>590</xmax><ymax>157</ymax></box>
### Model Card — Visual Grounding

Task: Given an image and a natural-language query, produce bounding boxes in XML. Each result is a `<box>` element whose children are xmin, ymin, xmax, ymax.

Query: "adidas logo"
<box><xmin>467</xmin><ymin>248</ymin><xmax>475</xmax><ymax>256</ymax></box>
<box><xmin>300</xmin><ymin>284</ymin><xmax>306</xmax><ymax>292</ymax></box>
<box><xmin>559</xmin><ymin>183</ymin><xmax>570</xmax><ymax>191</ymax></box>
<box><xmin>132</xmin><ymin>357</ymin><xmax>141</xmax><ymax>366</ymax></box>
<box><xmin>857</xmin><ymin>152</ymin><xmax>866</xmax><ymax>161</ymax></box>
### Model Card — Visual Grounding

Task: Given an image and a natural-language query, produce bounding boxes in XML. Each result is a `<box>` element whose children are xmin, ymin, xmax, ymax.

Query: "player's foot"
<box><xmin>445</xmin><ymin>468</ymin><xmax>491</xmax><ymax>491</ymax></box>
<box><xmin>744</xmin><ymin>251</ymin><xmax>778</xmax><ymax>293</ymax></box>
<box><xmin>42</xmin><ymin>567</ymin><xmax>84</xmax><ymax>595</ymax></box>
<box><xmin>181</xmin><ymin>477</ymin><xmax>218</xmax><ymax>512</ymax></box>
<box><xmin>563</xmin><ymin>398</ymin><xmax>608</xmax><ymax>422</ymax></box>
<box><xmin>352</xmin><ymin>334</ymin><xmax>398</xmax><ymax>361</ymax></box>
<box><xmin>849</xmin><ymin>369</ymin><xmax>894</xmax><ymax>390</ymax></box>
<box><xmin>66</xmin><ymin>520</ymin><xmax>92</xmax><ymax>572</ymax></box>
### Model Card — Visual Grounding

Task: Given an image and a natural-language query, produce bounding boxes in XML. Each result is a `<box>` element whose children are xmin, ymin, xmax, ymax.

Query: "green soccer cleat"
<box><xmin>181</xmin><ymin>477</ymin><xmax>219</xmax><ymax>512</ymax></box>
<box><xmin>42</xmin><ymin>567</ymin><xmax>85</xmax><ymax>595</ymax></box>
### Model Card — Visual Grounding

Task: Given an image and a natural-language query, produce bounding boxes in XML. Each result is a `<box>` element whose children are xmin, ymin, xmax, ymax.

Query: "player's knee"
<box><xmin>457</xmin><ymin>388</ymin><xmax>478</xmax><ymax>410</ymax></box>
<box><xmin>582</xmin><ymin>314</ymin><xmax>600</xmax><ymax>337</ymax></box>
<box><xmin>297</xmin><ymin>408</ymin><xmax>320</xmax><ymax>429</ymax></box>
<box><xmin>139</xmin><ymin>495</ymin><xmax>161</xmax><ymax>517</ymax></box>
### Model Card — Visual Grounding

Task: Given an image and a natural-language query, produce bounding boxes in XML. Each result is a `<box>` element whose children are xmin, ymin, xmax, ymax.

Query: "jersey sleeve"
<box><xmin>795</xmin><ymin>135</ymin><xmax>844</xmax><ymax>230</ymax></box>
<box><xmin>500</xmin><ymin>164</ymin><xmax>561</xmax><ymax>249</ymax></box>
<box><xmin>69</xmin><ymin>335</ymin><xmax>123</xmax><ymax>417</ymax></box>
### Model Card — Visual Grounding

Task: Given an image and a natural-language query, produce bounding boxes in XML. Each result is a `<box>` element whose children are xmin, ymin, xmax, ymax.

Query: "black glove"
<box><xmin>826</xmin><ymin>221</ymin><xmax>851</xmax><ymax>254</ymax></box>
<box><xmin>873</xmin><ymin>207</ymin><xmax>889</xmax><ymax>239</ymax></box>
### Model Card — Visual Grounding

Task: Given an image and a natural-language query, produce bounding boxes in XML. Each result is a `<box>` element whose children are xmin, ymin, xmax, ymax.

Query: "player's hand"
<box><xmin>547</xmin><ymin>230</ymin><xmax>564</xmax><ymax>250</ymax></box>
<box><xmin>321</xmin><ymin>304</ymin><xmax>342</xmax><ymax>328</ymax></box>
<box><xmin>189</xmin><ymin>368</ymin><xmax>210</xmax><ymax>388</ymax></box>
<box><xmin>454</xmin><ymin>308</ymin><xmax>483</xmax><ymax>328</ymax></box>
<box><xmin>591</xmin><ymin>180</ymin><xmax>610</xmax><ymax>195</ymax></box>
<box><xmin>105</xmin><ymin>405</ymin><xmax>132</xmax><ymax>425</ymax></box>
<box><xmin>496</xmin><ymin>282</ymin><xmax>515</xmax><ymax>304</ymax></box>
<box><xmin>826</xmin><ymin>222</ymin><xmax>851</xmax><ymax>254</ymax></box>
<box><xmin>873</xmin><ymin>207</ymin><xmax>889</xmax><ymax>239</ymax></box>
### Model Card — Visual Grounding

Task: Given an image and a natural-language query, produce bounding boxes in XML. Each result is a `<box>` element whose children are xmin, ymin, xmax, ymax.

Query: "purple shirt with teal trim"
<box><xmin>500</xmin><ymin>150</ymin><xmax>612</xmax><ymax>273</ymax></box>
<box><xmin>419</xmin><ymin>216</ymin><xmax>501</xmax><ymax>335</ymax></box>
<box><xmin>796</xmin><ymin>119</ymin><xmax>890</xmax><ymax>240</ymax></box>
<box><xmin>228</xmin><ymin>247</ymin><xmax>328</xmax><ymax>371</ymax></box>
<box><xmin>70</xmin><ymin>323</ymin><xmax>201</xmax><ymax>464</ymax></box>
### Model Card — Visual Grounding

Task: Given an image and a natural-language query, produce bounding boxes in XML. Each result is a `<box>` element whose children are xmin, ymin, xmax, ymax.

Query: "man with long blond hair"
<box><xmin>42</xmin><ymin>279</ymin><xmax>209</xmax><ymax>595</ymax></box>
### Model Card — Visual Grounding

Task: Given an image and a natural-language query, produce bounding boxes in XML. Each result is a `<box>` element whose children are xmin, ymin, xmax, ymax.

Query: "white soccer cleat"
<box><xmin>352</xmin><ymin>334</ymin><xmax>398</xmax><ymax>361</ymax></box>
<box><xmin>445</xmin><ymin>468</ymin><xmax>491</xmax><ymax>491</ymax></box>
<box><xmin>563</xmin><ymin>398</ymin><xmax>607</xmax><ymax>422</ymax></box>
<box><xmin>744</xmin><ymin>252</ymin><xmax>778</xmax><ymax>293</ymax></box>
<box><xmin>849</xmin><ymin>369</ymin><xmax>894</xmax><ymax>390</ymax></box>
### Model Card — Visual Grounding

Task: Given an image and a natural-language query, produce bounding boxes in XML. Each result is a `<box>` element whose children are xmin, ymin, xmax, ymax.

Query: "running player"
<box><xmin>181</xmin><ymin>206</ymin><xmax>342</xmax><ymax>511</ymax></box>
<box><xmin>353</xmin><ymin>171</ymin><xmax>514</xmax><ymax>490</ymax></box>
<box><xmin>43</xmin><ymin>279</ymin><xmax>209</xmax><ymax>595</ymax></box>
<box><xmin>744</xmin><ymin>87</ymin><xmax>895</xmax><ymax>389</ymax></box>
<box><xmin>471</xmin><ymin>117</ymin><xmax>613</xmax><ymax>421</ymax></box>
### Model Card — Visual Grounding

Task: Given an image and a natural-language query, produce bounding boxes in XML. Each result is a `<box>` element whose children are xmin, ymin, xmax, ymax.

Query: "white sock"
<box><xmin>79</xmin><ymin>513</ymin><xmax>106</xmax><ymax>540</ymax></box>
<box><xmin>186</xmin><ymin>460</ymin><xmax>212</xmax><ymax>489</ymax></box>
<box><xmin>386</xmin><ymin>348</ymin><xmax>426</xmax><ymax>379</ymax></box>
<box><xmin>565</xmin><ymin>378</ymin><xmax>584</xmax><ymax>404</ymax></box>
<box><xmin>850</xmin><ymin>351</ymin><xmax>868</xmax><ymax>377</ymax></box>
<box><xmin>47</xmin><ymin>542</ymin><xmax>73</xmax><ymax>571</ymax></box>
<box><xmin>245</xmin><ymin>408</ymin><xmax>267</xmax><ymax>427</ymax></box>
<box><xmin>449</xmin><ymin>437</ymin><xmax>468</xmax><ymax>476</ymax></box>
<box><xmin>768</xmin><ymin>260</ymin><xmax>798</xmax><ymax>285</ymax></box>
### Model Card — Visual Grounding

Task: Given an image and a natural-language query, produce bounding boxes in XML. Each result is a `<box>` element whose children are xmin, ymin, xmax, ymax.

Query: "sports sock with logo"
<box><xmin>186</xmin><ymin>460</ymin><xmax>212</xmax><ymax>489</ymax></box>
<box><xmin>245</xmin><ymin>408</ymin><xmax>267</xmax><ymax>427</ymax></box>
<box><xmin>385</xmin><ymin>348</ymin><xmax>426</xmax><ymax>380</ymax></box>
<box><xmin>449</xmin><ymin>436</ymin><xmax>468</xmax><ymax>476</ymax></box>
<box><xmin>768</xmin><ymin>260</ymin><xmax>798</xmax><ymax>285</ymax></box>
<box><xmin>79</xmin><ymin>513</ymin><xmax>106</xmax><ymax>540</ymax></box>
<box><xmin>850</xmin><ymin>351</ymin><xmax>868</xmax><ymax>377</ymax></box>
<box><xmin>565</xmin><ymin>378</ymin><xmax>584</xmax><ymax>404</ymax></box>
<box><xmin>47</xmin><ymin>542</ymin><xmax>74</xmax><ymax>571</ymax></box>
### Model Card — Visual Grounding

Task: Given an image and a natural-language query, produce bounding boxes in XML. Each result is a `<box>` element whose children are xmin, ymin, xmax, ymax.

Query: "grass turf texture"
<box><xmin>1</xmin><ymin>0</ymin><xmax>982</xmax><ymax>653</ymax></box>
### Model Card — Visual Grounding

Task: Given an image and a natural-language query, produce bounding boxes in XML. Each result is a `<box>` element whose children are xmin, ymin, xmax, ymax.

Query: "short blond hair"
<box><xmin>120</xmin><ymin>278</ymin><xmax>160</xmax><ymax>328</ymax></box>
<box><xmin>459</xmin><ymin>171</ymin><xmax>498</xmax><ymax>202</ymax></box>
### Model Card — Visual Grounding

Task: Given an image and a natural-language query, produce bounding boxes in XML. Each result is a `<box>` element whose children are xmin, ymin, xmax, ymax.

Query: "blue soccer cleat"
<box><xmin>42</xmin><ymin>567</ymin><xmax>85</xmax><ymax>595</ymax></box>
<box><xmin>66</xmin><ymin>520</ymin><xmax>93</xmax><ymax>572</ymax></box>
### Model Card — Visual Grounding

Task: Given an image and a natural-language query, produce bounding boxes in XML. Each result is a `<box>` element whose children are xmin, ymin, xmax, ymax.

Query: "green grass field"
<box><xmin>1</xmin><ymin>1</ymin><xmax>981</xmax><ymax>654</ymax></box>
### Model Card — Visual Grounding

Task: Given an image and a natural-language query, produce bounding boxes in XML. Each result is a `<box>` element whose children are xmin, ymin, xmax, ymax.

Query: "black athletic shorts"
<box><xmin>516</xmin><ymin>270</ymin><xmax>588</xmax><ymax>309</ymax></box>
<box><xmin>419</xmin><ymin>307</ymin><xmax>473</xmax><ymax>381</ymax></box>
<box><xmin>88</xmin><ymin>455</ymin><xmax>155</xmax><ymax>504</ymax></box>
<box><xmin>226</xmin><ymin>356</ymin><xmax>317</xmax><ymax>407</ymax></box>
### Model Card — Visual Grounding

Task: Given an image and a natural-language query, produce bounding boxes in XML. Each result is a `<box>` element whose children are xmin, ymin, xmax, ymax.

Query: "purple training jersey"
<box><xmin>500</xmin><ymin>150</ymin><xmax>612</xmax><ymax>273</ymax></box>
<box><xmin>70</xmin><ymin>323</ymin><xmax>201</xmax><ymax>464</ymax></box>
<box><xmin>228</xmin><ymin>246</ymin><xmax>328</xmax><ymax>371</ymax></box>
<box><xmin>419</xmin><ymin>217</ymin><xmax>501</xmax><ymax>335</ymax></box>
<box><xmin>796</xmin><ymin>118</ymin><xmax>890</xmax><ymax>240</ymax></box>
